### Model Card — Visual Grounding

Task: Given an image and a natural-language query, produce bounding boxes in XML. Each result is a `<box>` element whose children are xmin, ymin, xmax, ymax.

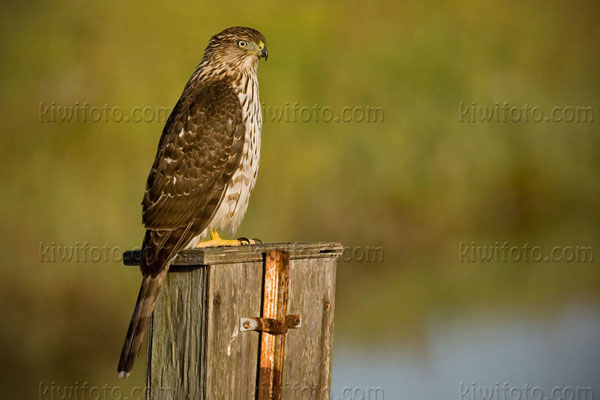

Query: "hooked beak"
<box><xmin>258</xmin><ymin>47</ymin><xmax>268</xmax><ymax>61</ymax></box>
<box><xmin>257</xmin><ymin>41</ymin><xmax>268</xmax><ymax>61</ymax></box>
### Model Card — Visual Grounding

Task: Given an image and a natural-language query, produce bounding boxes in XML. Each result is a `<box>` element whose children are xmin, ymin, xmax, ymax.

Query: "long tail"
<box><xmin>118</xmin><ymin>226</ymin><xmax>193</xmax><ymax>378</ymax></box>
<box><xmin>117</xmin><ymin>267</ymin><xmax>168</xmax><ymax>378</ymax></box>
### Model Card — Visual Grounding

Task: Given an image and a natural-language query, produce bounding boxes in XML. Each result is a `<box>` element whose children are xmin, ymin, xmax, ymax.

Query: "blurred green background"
<box><xmin>2</xmin><ymin>0</ymin><xmax>599</xmax><ymax>398</ymax></box>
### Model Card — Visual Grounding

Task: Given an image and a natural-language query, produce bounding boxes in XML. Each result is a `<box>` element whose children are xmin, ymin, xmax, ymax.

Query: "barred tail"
<box><xmin>117</xmin><ymin>267</ymin><xmax>168</xmax><ymax>378</ymax></box>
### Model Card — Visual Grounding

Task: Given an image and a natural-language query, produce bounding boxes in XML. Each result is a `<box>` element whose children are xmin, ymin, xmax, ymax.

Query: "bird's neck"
<box><xmin>192</xmin><ymin>57</ymin><xmax>258</xmax><ymax>83</ymax></box>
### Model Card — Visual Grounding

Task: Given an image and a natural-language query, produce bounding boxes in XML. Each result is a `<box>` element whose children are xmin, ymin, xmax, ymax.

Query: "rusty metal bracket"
<box><xmin>240</xmin><ymin>315</ymin><xmax>302</xmax><ymax>334</ymax></box>
<box><xmin>239</xmin><ymin>250</ymin><xmax>301</xmax><ymax>400</ymax></box>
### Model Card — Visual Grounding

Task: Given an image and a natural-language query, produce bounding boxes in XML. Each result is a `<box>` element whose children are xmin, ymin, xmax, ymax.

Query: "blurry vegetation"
<box><xmin>1</xmin><ymin>0</ymin><xmax>599</xmax><ymax>398</ymax></box>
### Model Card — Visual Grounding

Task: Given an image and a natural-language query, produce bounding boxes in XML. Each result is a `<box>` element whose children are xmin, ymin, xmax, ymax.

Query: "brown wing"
<box><xmin>143</xmin><ymin>80</ymin><xmax>244</xmax><ymax>230</ymax></box>
<box><xmin>140</xmin><ymin>79</ymin><xmax>245</xmax><ymax>275</ymax></box>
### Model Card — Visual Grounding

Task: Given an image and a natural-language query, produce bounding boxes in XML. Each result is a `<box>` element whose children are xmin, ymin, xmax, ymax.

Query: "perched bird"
<box><xmin>117</xmin><ymin>26</ymin><xmax>268</xmax><ymax>378</ymax></box>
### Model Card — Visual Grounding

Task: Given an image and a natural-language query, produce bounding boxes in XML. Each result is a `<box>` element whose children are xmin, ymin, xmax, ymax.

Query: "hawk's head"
<box><xmin>202</xmin><ymin>26</ymin><xmax>268</xmax><ymax>73</ymax></box>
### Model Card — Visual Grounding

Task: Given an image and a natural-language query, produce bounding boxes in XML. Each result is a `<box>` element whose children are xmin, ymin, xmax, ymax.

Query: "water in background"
<box><xmin>332</xmin><ymin>302</ymin><xmax>600</xmax><ymax>399</ymax></box>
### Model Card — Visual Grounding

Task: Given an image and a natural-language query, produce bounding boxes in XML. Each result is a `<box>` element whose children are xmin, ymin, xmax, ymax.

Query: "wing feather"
<box><xmin>142</xmin><ymin>80</ymin><xmax>245</xmax><ymax>231</ymax></box>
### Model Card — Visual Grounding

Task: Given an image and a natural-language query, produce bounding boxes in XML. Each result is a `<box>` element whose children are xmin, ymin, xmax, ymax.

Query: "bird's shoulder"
<box><xmin>141</xmin><ymin>77</ymin><xmax>245</xmax><ymax>230</ymax></box>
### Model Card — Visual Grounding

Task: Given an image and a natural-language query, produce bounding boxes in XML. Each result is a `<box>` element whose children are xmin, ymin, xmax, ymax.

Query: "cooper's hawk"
<box><xmin>117</xmin><ymin>27</ymin><xmax>267</xmax><ymax>378</ymax></box>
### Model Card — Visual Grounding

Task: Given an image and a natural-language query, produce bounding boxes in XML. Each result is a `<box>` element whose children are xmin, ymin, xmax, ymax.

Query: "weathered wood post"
<box><xmin>123</xmin><ymin>242</ymin><xmax>342</xmax><ymax>400</ymax></box>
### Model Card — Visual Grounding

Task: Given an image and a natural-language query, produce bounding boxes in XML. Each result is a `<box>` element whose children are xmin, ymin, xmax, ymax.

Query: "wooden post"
<box><xmin>123</xmin><ymin>242</ymin><xmax>342</xmax><ymax>400</ymax></box>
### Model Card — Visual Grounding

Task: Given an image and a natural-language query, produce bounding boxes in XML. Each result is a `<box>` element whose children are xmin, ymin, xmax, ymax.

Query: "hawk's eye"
<box><xmin>237</xmin><ymin>40</ymin><xmax>248</xmax><ymax>48</ymax></box>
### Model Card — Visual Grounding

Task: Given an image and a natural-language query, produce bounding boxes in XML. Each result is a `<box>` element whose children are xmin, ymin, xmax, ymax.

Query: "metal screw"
<box><xmin>243</xmin><ymin>320</ymin><xmax>250</xmax><ymax>329</ymax></box>
<box><xmin>293</xmin><ymin>317</ymin><xmax>300</xmax><ymax>326</ymax></box>
<box><xmin>324</xmin><ymin>302</ymin><xmax>331</xmax><ymax>311</ymax></box>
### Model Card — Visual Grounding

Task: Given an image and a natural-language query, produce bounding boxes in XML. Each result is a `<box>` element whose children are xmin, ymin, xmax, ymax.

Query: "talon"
<box><xmin>237</xmin><ymin>237</ymin><xmax>251</xmax><ymax>245</ymax></box>
<box><xmin>196</xmin><ymin>230</ymin><xmax>246</xmax><ymax>248</ymax></box>
<box><xmin>236</xmin><ymin>237</ymin><xmax>262</xmax><ymax>245</ymax></box>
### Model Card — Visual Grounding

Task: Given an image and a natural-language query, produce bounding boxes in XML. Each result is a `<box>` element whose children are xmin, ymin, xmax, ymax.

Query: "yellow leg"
<box><xmin>195</xmin><ymin>230</ymin><xmax>245</xmax><ymax>248</ymax></box>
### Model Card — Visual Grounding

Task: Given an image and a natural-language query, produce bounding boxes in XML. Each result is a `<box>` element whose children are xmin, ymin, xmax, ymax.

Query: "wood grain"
<box><xmin>124</xmin><ymin>242</ymin><xmax>343</xmax><ymax>267</ymax></box>
<box><xmin>143</xmin><ymin>243</ymin><xmax>340</xmax><ymax>400</ymax></box>
<box><xmin>281</xmin><ymin>256</ymin><xmax>337</xmax><ymax>399</ymax></box>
